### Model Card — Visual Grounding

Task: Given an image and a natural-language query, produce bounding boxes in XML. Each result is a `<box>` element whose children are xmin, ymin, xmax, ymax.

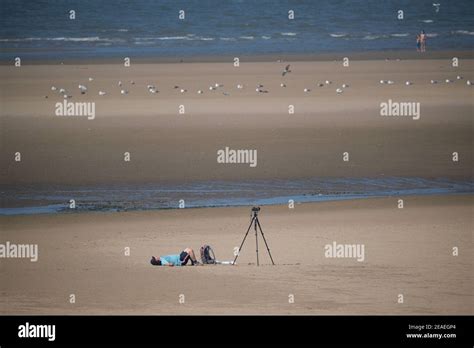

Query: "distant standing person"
<box><xmin>420</xmin><ymin>30</ymin><xmax>427</xmax><ymax>52</ymax></box>
<box><xmin>416</xmin><ymin>34</ymin><xmax>421</xmax><ymax>52</ymax></box>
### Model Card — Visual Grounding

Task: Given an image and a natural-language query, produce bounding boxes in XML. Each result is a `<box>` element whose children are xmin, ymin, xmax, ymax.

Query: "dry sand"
<box><xmin>0</xmin><ymin>195</ymin><xmax>472</xmax><ymax>315</ymax></box>
<box><xmin>0</xmin><ymin>54</ymin><xmax>472</xmax><ymax>315</ymax></box>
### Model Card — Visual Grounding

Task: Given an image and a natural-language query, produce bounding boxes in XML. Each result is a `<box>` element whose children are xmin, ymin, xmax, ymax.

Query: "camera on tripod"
<box><xmin>233</xmin><ymin>206</ymin><xmax>275</xmax><ymax>266</ymax></box>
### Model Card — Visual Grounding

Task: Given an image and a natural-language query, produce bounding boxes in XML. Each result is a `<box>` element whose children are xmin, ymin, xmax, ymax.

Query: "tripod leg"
<box><xmin>256</xmin><ymin>218</ymin><xmax>275</xmax><ymax>265</ymax></box>
<box><xmin>255</xmin><ymin>218</ymin><xmax>259</xmax><ymax>266</ymax></box>
<box><xmin>233</xmin><ymin>216</ymin><xmax>255</xmax><ymax>264</ymax></box>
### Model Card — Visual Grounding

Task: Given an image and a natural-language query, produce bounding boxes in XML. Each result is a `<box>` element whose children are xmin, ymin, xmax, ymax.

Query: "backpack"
<box><xmin>200</xmin><ymin>244</ymin><xmax>216</xmax><ymax>264</ymax></box>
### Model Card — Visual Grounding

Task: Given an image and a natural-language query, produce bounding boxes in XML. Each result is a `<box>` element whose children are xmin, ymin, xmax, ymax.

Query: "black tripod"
<box><xmin>233</xmin><ymin>207</ymin><xmax>275</xmax><ymax>266</ymax></box>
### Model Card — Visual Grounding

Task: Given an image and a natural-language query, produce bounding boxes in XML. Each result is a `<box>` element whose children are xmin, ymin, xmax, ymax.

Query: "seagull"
<box><xmin>59</xmin><ymin>88</ymin><xmax>66</xmax><ymax>94</ymax></box>
<box><xmin>467</xmin><ymin>80</ymin><xmax>472</xmax><ymax>86</ymax></box>
<box><xmin>387</xmin><ymin>80</ymin><xmax>394</xmax><ymax>85</ymax></box>
<box><xmin>445</xmin><ymin>79</ymin><xmax>452</xmax><ymax>83</ymax></box>
<box><xmin>342</xmin><ymin>84</ymin><xmax>349</xmax><ymax>88</ymax></box>
<box><xmin>380</xmin><ymin>80</ymin><xmax>386</xmax><ymax>84</ymax></box>
<box><xmin>433</xmin><ymin>3</ymin><xmax>440</xmax><ymax>12</ymax></box>
<box><xmin>237</xmin><ymin>84</ymin><xmax>243</xmax><ymax>89</ymax></box>
<box><xmin>118</xmin><ymin>81</ymin><xmax>122</xmax><ymax>87</ymax></box>
<box><xmin>336</xmin><ymin>88</ymin><xmax>343</xmax><ymax>94</ymax></box>
<box><xmin>63</xmin><ymin>94</ymin><xmax>70</xmax><ymax>99</ymax></box>
<box><xmin>209</xmin><ymin>86</ymin><xmax>216</xmax><ymax>91</ymax></box>
<box><xmin>282</xmin><ymin>64</ymin><xmax>291</xmax><ymax>76</ymax></box>
<box><xmin>88</xmin><ymin>77</ymin><xmax>94</xmax><ymax>82</ymax></box>
<box><xmin>180</xmin><ymin>89</ymin><xmax>187</xmax><ymax>93</ymax></box>
<box><xmin>215</xmin><ymin>83</ymin><xmax>223</xmax><ymax>88</ymax></box>
<box><xmin>120</xmin><ymin>89</ymin><xmax>128</xmax><ymax>95</ymax></box>
<box><xmin>430</xmin><ymin>80</ymin><xmax>437</xmax><ymax>84</ymax></box>
<box><xmin>303</xmin><ymin>88</ymin><xmax>310</xmax><ymax>93</ymax></box>
<box><xmin>130</xmin><ymin>80</ymin><xmax>135</xmax><ymax>85</ymax></box>
<box><xmin>318</xmin><ymin>83</ymin><xmax>324</xmax><ymax>87</ymax></box>
<box><xmin>98</xmin><ymin>91</ymin><xmax>106</xmax><ymax>96</ymax></box>
<box><xmin>405</xmin><ymin>81</ymin><xmax>412</xmax><ymax>86</ymax></box>
<box><xmin>257</xmin><ymin>84</ymin><xmax>264</xmax><ymax>88</ymax></box>
<box><xmin>280</xmin><ymin>83</ymin><xmax>286</xmax><ymax>88</ymax></box>
<box><xmin>197</xmin><ymin>90</ymin><xmax>203</xmax><ymax>94</ymax></box>
<box><xmin>223</xmin><ymin>91</ymin><xmax>230</xmax><ymax>96</ymax></box>
<box><xmin>174</xmin><ymin>85</ymin><xmax>180</xmax><ymax>89</ymax></box>
<box><xmin>325</xmin><ymin>80</ymin><xmax>331</xmax><ymax>85</ymax></box>
<box><xmin>78</xmin><ymin>84</ymin><xmax>87</xmax><ymax>94</ymax></box>
<box><xmin>147</xmin><ymin>85</ymin><xmax>157</xmax><ymax>93</ymax></box>
<box><xmin>51</xmin><ymin>86</ymin><xmax>57</xmax><ymax>91</ymax></box>
<box><xmin>456</xmin><ymin>75</ymin><xmax>463</xmax><ymax>80</ymax></box>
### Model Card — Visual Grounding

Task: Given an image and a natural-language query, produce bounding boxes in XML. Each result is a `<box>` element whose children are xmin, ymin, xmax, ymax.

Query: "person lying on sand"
<box><xmin>150</xmin><ymin>247</ymin><xmax>199</xmax><ymax>266</ymax></box>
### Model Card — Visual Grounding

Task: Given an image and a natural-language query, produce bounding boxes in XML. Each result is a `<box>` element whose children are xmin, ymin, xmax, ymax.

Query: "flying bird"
<box><xmin>282</xmin><ymin>64</ymin><xmax>291</xmax><ymax>76</ymax></box>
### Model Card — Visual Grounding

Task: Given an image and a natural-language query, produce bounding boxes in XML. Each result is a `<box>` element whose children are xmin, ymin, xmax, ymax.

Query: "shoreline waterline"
<box><xmin>1</xmin><ymin>49</ymin><xmax>473</xmax><ymax>65</ymax></box>
<box><xmin>1</xmin><ymin>177</ymin><xmax>472</xmax><ymax>216</ymax></box>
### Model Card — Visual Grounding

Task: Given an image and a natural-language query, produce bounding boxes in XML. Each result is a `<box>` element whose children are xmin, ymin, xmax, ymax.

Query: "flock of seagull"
<box><xmin>380</xmin><ymin>74</ymin><xmax>470</xmax><ymax>86</ymax></box>
<box><xmin>46</xmin><ymin>64</ymin><xmax>472</xmax><ymax>100</ymax></box>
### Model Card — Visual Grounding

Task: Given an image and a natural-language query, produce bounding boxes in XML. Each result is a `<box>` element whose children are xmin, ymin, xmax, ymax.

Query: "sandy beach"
<box><xmin>1</xmin><ymin>53</ymin><xmax>473</xmax><ymax>315</ymax></box>
<box><xmin>0</xmin><ymin>194</ymin><xmax>472</xmax><ymax>315</ymax></box>
<box><xmin>1</xmin><ymin>54</ymin><xmax>473</xmax><ymax>187</ymax></box>
<box><xmin>2</xmin><ymin>2</ymin><xmax>474</xmax><ymax>345</ymax></box>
